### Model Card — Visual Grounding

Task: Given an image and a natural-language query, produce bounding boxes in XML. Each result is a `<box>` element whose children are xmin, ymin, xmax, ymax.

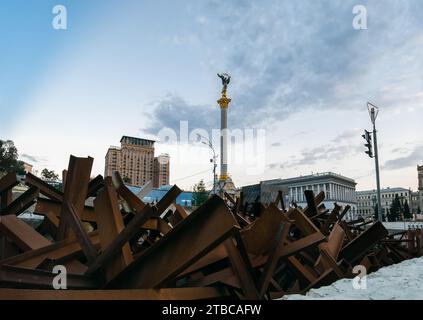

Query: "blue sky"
<box><xmin>1</xmin><ymin>0</ymin><xmax>423</xmax><ymax>191</ymax></box>
<box><xmin>0</xmin><ymin>1</ymin><xmax>93</xmax><ymax>126</ymax></box>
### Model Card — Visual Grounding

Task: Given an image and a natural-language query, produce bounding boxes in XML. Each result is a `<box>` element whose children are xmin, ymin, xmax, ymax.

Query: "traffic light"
<box><xmin>362</xmin><ymin>130</ymin><xmax>373</xmax><ymax>158</ymax></box>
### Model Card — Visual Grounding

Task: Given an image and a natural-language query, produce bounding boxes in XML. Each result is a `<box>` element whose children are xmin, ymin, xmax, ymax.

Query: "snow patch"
<box><xmin>281</xmin><ymin>258</ymin><xmax>423</xmax><ymax>300</ymax></box>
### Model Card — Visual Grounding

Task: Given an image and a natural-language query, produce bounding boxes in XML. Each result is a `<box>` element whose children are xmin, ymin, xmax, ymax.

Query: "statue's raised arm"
<box><xmin>217</xmin><ymin>73</ymin><xmax>231</xmax><ymax>95</ymax></box>
<box><xmin>217</xmin><ymin>73</ymin><xmax>231</xmax><ymax>86</ymax></box>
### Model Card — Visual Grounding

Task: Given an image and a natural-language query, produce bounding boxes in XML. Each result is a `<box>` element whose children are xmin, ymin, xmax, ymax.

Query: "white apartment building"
<box><xmin>356</xmin><ymin>187</ymin><xmax>411</xmax><ymax>220</ymax></box>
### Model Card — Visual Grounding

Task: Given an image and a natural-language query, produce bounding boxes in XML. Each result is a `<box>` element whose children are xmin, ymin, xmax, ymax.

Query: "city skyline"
<box><xmin>1</xmin><ymin>1</ymin><xmax>422</xmax><ymax>191</ymax></box>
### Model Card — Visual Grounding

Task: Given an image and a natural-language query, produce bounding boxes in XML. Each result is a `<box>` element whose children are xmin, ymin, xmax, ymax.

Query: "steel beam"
<box><xmin>241</xmin><ymin>203</ymin><xmax>291</xmax><ymax>255</ymax></box>
<box><xmin>60</xmin><ymin>202</ymin><xmax>97</xmax><ymax>264</ymax></box>
<box><xmin>0</xmin><ymin>215</ymin><xmax>50</xmax><ymax>251</ymax></box>
<box><xmin>0</xmin><ymin>187</ymin><xmax>39</xmax><ymax>216</ymax></box>
<box><xmin>0</xmin><ymin>264</ymin><xmax>98</xmax><ymax>289</ymax></box>
<box><xmin>0</xmin><ymin>172</ymin><xmax>19</xmax><ymax>195</ymax></box>
<box><xmin>106</xmin><ymin>196</ymin><xmax>238</xmax><ymax>289</ymax></box>
<box><xmin>0</xmin><ymin>287</ymin><xmax>227</xmax><ymax>300</ymax></box>
<box><xmin>339</xmin><ymin>221</ymin><xmax>388</xmax><ymax>264</ymax></box>
<box><xmin>25</xmin><ymin>173</ymin><xmax>63</xmax><ymax>202</ymax></box>
<box><xmin>112</xmin><ymin>171</ymin><xmax>146</xmax><ymax>214</ymax></box>
<box><xmin>34</xmin><ymin>197</ymin><xmax>96</xmax><ymax>222</ymax></box>
<box><xmin>94</xmin><ymin>178</ymin><xmax>133</xmax><ymax>281</ymax></box>
<box><xmin>320</xmin><ymin>203</ymin><xmax>341</xmax><ymax>235</ymax></box>
<box><xmin>0</xmin><ymin>231</ymin><xmax>99</xmax><ymax>269</ymax></box>
<box><xmin>86</xmin><ymin>175</ymin><xmax>104</xmax><ymax>198</ymax></box>
<box><xmin>57</xmin><ymin>156</ymin><xmax>93</xmax><ymax>239</ymax></box>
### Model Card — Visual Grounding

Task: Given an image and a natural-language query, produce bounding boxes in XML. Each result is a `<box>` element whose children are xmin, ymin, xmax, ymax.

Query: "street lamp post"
<box><xmin>197</xmin><ymin>134</ymin><xmax>218</xmax><ymax>195</ymax></box>
<box><xmin>368</xmin><ymin>102</ymin><xmax>383</xmax><ymax>222</ymax></box>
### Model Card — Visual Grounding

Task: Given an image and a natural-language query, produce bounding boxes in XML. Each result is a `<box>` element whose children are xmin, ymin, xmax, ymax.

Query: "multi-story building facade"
<box><xmin>153</xmin><ymin>154</ymin><xmax>170</xmax><ymax>188</ymax></box>
<box><xmin>105</xmin><ymin>136</ymin><xmax>169</xmax><ymax>187</ymax></box>
<box><xmin>242</xmin><ymin>172</ymin><xmax>358</xmax><ymax>220</ymax></box>
<box><xmin>21</xmin><ymin>161</ymin><xmax>33</xmax><ymax>174</ymax></box>
<box><xmin>411</xmin><ymin>191</ymin><xmax>420</xmax><ymax>215</ymax></box>
<box><xmin>356</xmin><ymin>187</ymin><xmax>411</xmax><ymax>220</ymax></box>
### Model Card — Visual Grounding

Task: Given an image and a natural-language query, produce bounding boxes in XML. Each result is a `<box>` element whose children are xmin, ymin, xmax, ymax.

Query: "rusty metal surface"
<box><xmin>34</xmin><ymin>197</ymin><xmax>96</xmax><ymax>222</ymax></box>
<box><xmin>0</xmin><ymin>172</ymin><xmax>19</xmax><ymax>211</ymax></box>
<box><xmin>0</xmin><ymin>287</ymin><xmax>227</xmax><ymax>300</ymax></box>
<box><xmin>241</xmin><ymin>203</ymin><xmax>290</xmax><ymax>255</ymax></box>
<box><xmin>340</xmin><ymin>221</ymin><xmax>388</xmax><ymax>264</ymax></box>
<box><xmin>0</xmin><ymin>231</ymin><xmax>100</xmax><ymax>269</ymax></box>
<box><xmin>61</xmin><ymin>202</ymin><xmax>97</xmax><ymax>264</ymax></box>
<box><xmin>57</xmin><ymin>156</ymin><xmax>94</xmax><ymax>239</ymax></box>
<box><xmin>0</xmin><ymin>157</ymin><xmax>420</xmax><ymax>300</ymax></box>
<box><xmin>36</xmin><ymin>211</ymin><xmax>59</xmax><ymax>239</ymax></box>
<box><xmin>0</xmin><ymin>187</ymin><xmax>39</xmax><ymax>216</ymax></box>
<box><xmin>177</xmin><ymin>244</ymin><xmax>228</xmax><ymax>278</ymax></box>
<box><xmin>0</xmin><ymin>172</ymin><xmax>19</xmax><ymax>195</ymax></box>
<box><xmin>257</xmin><ymin>222</ymin><xmax>290</xmax><ymax>297</ymax></box>
<box><xmin>112</xmin><ymin>171</ymin><xmax>146</xmax><ymax>213</ymax></box>
<box><xmin>0</xmin><ymin>215</ymin><xmax>51</xmax><ymax>251</ymax></box>
<box><xmin>224</xmin><ymin>235</ymin><xmax>259</xmax><ymax>299</ymax></box>
<box><xmin>25</xmin><ymin>172</ymin><xmax>63</xmax><ymax>202</ymax></box>
<box><xmin>141</xmin><ymin>218</ymin><xmax>171</xmax><ymax>234</ymax></box>
<box><xmin>0</xmin><ymin>264</ymin><xmax>99</xmax><ymax>289</ymax></box>
<box><xmin>167</xmin><ymin>204</ymin><xmax>188</xmax><ymax>227</ymax></box>
<box><xmin>94</xmin><ymin>178</ymin><xmax>133</xmax><ymax>281</ymax></box>
<box><xmin>86</xmin><ymin>175</ymin><xmax>104</xmax><ymax>198</ymax></box>
<box><xmin>85</xmin><ymin>205</ymin><xmax>157</xmax><ymax>275</ymax></box>
<box><xmin>107</xmin><ymin>196</ymin><xmax>238</xmax><ymax>289</ymax></box>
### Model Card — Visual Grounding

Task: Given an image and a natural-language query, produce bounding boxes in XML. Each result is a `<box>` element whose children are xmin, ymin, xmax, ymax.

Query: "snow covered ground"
<box><xmin>282</xmin><ymin>258</ymin><xmax>423</xmax><ymax>300</ymax></box>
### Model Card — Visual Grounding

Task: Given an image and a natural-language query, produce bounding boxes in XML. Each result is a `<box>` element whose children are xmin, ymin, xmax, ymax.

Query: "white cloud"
<box><xmin>6</xmin><ymin>0</ymin><xmax>423</xmax><ymax>190</ymax></box>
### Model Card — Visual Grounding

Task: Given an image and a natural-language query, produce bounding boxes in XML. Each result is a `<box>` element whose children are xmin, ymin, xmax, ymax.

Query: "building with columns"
<box><xmin>356</xmin><ymin>187</ymin><xmax>412</xmax><ymax>220</ymax></box>
<box><xmin>357</xmin><ymin>165</ymin><xmax>423</xmax><ymax>219</ymax></box>
<box><xmin>242</xmin><ymin>172</ymin><xmax>358</xmax><ymax>220</ymax></box>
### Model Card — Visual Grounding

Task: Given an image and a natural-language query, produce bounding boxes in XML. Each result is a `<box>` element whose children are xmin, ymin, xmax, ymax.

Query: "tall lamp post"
<box><xmin>368</xmin><ymin>102</ymin><xmax>382</xmax><ymax>222</ymax></box>
<box><xmin>197</xmin><ymin>133</ymin><xmax>218</xmax><ymax>195</ymax></box>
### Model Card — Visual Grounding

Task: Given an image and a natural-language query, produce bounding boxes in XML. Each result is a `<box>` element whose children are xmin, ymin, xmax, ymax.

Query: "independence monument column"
<box><xmin>217</xmin><ymin>73</ymin><xmax>236</xmax><ymax>196</ymax></box>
